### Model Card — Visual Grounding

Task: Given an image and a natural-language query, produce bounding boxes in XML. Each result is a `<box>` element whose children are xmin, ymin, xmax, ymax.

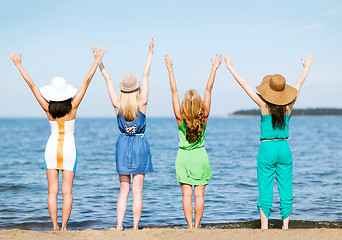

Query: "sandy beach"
<box><xmin>1</xmin><ymin>228</ymin><xmax>342</xmax><ymax>240</ymax></box>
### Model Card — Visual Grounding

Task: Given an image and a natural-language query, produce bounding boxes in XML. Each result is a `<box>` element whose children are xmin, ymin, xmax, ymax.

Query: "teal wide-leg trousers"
<box><xmin>257</xmin><ymin>140</ymin><xmax>293</xmax><ymax>220</ymax></box>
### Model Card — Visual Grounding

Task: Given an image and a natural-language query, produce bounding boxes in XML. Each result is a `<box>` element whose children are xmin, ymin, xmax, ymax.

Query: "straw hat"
<box><xmin>119</xmin><ymin>74</ymin><xmax>141</xmax><ymax>93</ymax></box>
<box><xmin>40</xmin><ymin>77</ymin><xmax>77</xmax><ymax>102</ymax></box>
<box><xmin>256</xmin><ymin>74</ymin><xmax>297</xmax><ymax>105</ymax></box>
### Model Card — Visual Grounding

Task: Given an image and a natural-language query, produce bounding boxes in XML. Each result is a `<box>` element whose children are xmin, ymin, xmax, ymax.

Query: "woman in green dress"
<box><xmin>165</xmin><ymin>54</ymin><xmax>222</xmax><ymax>229</ymax></box>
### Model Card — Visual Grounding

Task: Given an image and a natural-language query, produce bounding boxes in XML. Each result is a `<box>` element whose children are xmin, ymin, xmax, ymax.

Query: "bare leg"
<box><xmin>132</xmin><ymin>174</ymin><xmax>145</xmax><ymax>230</ymax></box>
<box><xmin>116</xmin><ymin>174</ymin><xmax>130</xmax><ymax>231</ymax></box>
<box><xmin>61</xmin><ymin>170</ymin><xmax>75</xmax><ymax>231</ymax></box>
<box><xmin>282</xmin><ymin>215</ymin><xmax>290</xmax><ymax>229</ymax></box>
<box><xmin>194</xmin><ymin>185</ymin><xmax>206</xmax><ymax>229</ymax></box>
<box><xmin>180</xmin><ymin>183</ymin><xmax>193</xmax><ymax>229</ymax></box>
<box><xmin>46</xmin><ymin>169</ymin><xmax>59</xmax><ymax>231</ymax></box>
<box><xmin>260</xmin><ymin>207</ymin><xmax>269</xmax><ymax>229</ymax></box>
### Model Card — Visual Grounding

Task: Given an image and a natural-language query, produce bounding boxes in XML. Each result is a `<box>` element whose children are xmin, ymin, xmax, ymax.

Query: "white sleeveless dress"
<box><xmin>44</xmin><ymin>119</ymin><xmax>77</xmax><ymax>172</ymax></box>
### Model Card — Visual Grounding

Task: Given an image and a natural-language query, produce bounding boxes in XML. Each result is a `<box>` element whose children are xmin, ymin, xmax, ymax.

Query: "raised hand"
<box><xmin>224</xmin><ymin>53</ymin><xmax>234</xmax><ymax>71</ymax></box>
<box><xmin>10</xmin><ymin>51</ymin><xmax>22</xmax><ymax>66</ymax></box>
<box><xmin>301</xmin><ymin>53</ymin><xmax>314</xmax><ymax>68</ymax></box>
<box><xmin>91</xmin><ymin>45</ymin><xmax>105</xmax><ymax>62</ymax></box>
<box><xmin>91</xmin><ymin>45</ymin><xmax>97</xmax><ymax>58</ymax></box>
<box><xmin>165</xmin><ymin>55</ymin><xmax>173</xmax><ymax>72</ymax></box>
<box><xmin>72</xmin><ymin>45</ymin><xmax>105</xmax><ymax>108</ymax></box>
<box><xmin>293</xmin><ymin>53</ymin><xmax>315</xmax><ymax>98</ymax></box>
<box><xmin>211</xmin><ymin>54</ymin><xmax>222</xmax><ymax>71</ymax></box>
<box><xmin>10</xmin><ymin>50</ymin><xmax>49</xmax><ymax>112</ymax></box>
<box><xmin>149</xmin><ymin>38</ymin><xmax>154</xmax><ymax>53</ymax></box>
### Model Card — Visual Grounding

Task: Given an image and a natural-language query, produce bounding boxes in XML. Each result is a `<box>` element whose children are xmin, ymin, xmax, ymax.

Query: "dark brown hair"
<box><xmin>265</xmin><ymin>100</ymin><xmax>292</xmax><ymax>129</ymax></box>
<box><xmin>48</xmin><ymin>98</ymin><xmax>72</xmax><ymax>119</ymax></box>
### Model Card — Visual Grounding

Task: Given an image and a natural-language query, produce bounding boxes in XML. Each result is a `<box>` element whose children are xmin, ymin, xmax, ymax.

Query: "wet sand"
<box><xmin>1</xmin><ymin>228</ymin><xmax>342</xmax><ymax>240</ymax></box>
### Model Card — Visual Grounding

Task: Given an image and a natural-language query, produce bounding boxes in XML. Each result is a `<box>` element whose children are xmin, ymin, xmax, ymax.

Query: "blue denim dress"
<box><xmin>115</xmin><ymin>111</ymin><xmax>153</xmax><ymax>175</ymax></box>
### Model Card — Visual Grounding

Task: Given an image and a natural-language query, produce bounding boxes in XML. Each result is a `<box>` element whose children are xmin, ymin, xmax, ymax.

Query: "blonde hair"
<box><xmin>181</xmin><ymin>89</ymin><xmax>205</xmax><ymax>143</ymax></box>
<box><xmin>119</xmin><ymin>89</ymin><xmax>141</xmax><ymax>122</ymax></box>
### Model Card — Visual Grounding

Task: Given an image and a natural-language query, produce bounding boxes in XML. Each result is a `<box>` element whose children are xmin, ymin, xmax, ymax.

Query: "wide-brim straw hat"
<box><xmin>256</xmin><ymin>74</ymin><xmax>297</xmax><ymax>105</ymax></box>
<box><xmin>119</xmin><ymin>73</ymin><xmax>141</xmax><ymax>93</ymax></box>
<box><xmin>40</xmin><ymin>77</ymin><xmax>78</xmax><ymax>102</ymax></box>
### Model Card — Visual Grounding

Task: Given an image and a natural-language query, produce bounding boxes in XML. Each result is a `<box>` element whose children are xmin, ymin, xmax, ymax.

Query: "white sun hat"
<box><xmin>40</xmin><ymin>77</ymin><xmax>78</xmax><ymax>101</ymax></box>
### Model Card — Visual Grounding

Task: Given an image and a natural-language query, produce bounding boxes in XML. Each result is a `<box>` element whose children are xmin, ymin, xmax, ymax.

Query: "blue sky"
<box><xmin>1</xmin><ymin>0</ymin><xmax>341</xmax><ymax>117</ymax></box>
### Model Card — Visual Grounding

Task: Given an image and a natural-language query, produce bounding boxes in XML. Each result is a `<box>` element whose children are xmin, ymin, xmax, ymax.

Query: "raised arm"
<box><xmin>72</xmin><ymin>45</ymin><xmax>105</xmax><ymax>108</ymax></box>
<box><xmin>293</xmin><ymin>53</ymin><xmax>314</xmax><ymax>104</ymax></box>
<box><xmin>10</xmin><ymin>51</ymin><xmax>49</xmax><ymax>112</ymax></box>
<box><xmin>225</xmin><ymin>53</ymin><xmax>266</xmax><ymax>109</ymax></box>
<box><xmin>93</xmin><ymin>44</ymin><xmax>120</xmax><ymax>110</ymax></box>
<box><xmin>140</xmin><ymin>38</ymin><xmax>154</xmax><ymax>106</ymax></box>
<box><xmin>98</xmin><ymin>62</ymin><xmax>120</xmax><ymax>109</ymax></box>
<box><xmin>203</xmin><ymin>54</ymin><xmax>222</xmax><ymax>119</ymax></box>
<box><xmin>165</xmin><ymin>55</ymin><xmax>182</xmax><ymax>127</ymax></box>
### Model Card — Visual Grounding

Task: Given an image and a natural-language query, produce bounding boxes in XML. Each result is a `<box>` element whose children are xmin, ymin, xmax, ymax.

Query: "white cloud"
<box><xmin>297</xmin><ymin>24</ymin><xmax>325</xmax><ymax>31</ymax></box>
<box><xmin>251</xmin><ymin>28</ymin><xmax>259</xmax><ymax>33</ymax></box>
<box><xmin>322</xmin><ymin>5</ymin><xmax>342</xmax><ymax>16</ymax></box>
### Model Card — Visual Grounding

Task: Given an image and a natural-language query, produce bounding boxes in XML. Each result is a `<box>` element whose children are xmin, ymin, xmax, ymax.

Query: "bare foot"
<box><xmin>53</xmin><ymin>224</ymin><xmax>60</xmax><ymax>231</ymax></box>
<box><xmin>116</xmin><ymin>225</ymin><xmax>123</xmax><ymax>231</ymax></box>
<box><xmin>259</xmin><ymin>207</ymin><xmax>269</xmax><ymax>229</ymax></box>
<box><xmin>61</xmin><ymin>226</ymin><xmax>67</xmax><ymax>231</ymax></box>
<box><xmin>282</xmin><ymin>215</ymin><xmax>290</xmax><ymax>229</ymax></box>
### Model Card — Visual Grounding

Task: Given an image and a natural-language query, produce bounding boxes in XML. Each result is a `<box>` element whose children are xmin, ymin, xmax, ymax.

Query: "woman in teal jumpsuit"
<box><xmin>224</xmin><ymin>53</ymin><xmax>314</xmax><ymax>229</ymax></box>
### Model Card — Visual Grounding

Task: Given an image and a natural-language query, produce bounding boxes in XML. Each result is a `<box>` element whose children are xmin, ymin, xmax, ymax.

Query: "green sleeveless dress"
<box><xmin>175</xmin><ymin>121</ymin><xmax>212</xmax><ymax>185</ymax></box>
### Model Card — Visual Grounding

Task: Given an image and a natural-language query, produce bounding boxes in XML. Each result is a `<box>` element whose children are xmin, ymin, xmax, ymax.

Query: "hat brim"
<box><xmin>256</xmin><ymin>82</ymin><xmax>297</xmax><ymax>105</ymax></box>
<box><xmin>119</xmin><ymin>81</ymin><xmax>141</xmax><ymax>93</ymax></box>
<box><xmin>40</xmin><ymin>84</ymin><xmax>78</xmax><ymax>102</ymax></box>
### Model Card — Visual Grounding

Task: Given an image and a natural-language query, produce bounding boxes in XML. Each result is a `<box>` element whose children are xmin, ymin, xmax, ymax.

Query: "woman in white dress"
<box><xmin>10</xmin><ymin>46</ymin><xmax>104</xmax><ymax>230</ymax></box>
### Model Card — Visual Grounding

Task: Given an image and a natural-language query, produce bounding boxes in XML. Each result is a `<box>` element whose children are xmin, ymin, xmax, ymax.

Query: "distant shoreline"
<box><xmin>227</xmin><ymin>114</ymin><xmax>342</xmax><ymax>118</ymax></box>
<box><xmin>230</xmin><ymin>108</ymin><xmax>342</xmax><ymax>117</ymax></box>
<box><xmin>1</xmin><ymin>108</ymin><xmax>342</xmax><ymax>119</ymax></box>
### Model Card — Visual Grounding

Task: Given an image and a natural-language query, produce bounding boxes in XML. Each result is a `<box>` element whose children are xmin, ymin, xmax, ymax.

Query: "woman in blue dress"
<box><xmin>94</xmin><ymin>39</ymin><xmax>154</xmax><ymax>230</ymax></box>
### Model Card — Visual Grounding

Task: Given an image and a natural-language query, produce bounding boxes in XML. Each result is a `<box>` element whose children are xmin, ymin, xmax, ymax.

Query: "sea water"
<box><xmin>0</xmin><ymin>117</ymin><xmax>341</xmax><ymax>230</ymax></box>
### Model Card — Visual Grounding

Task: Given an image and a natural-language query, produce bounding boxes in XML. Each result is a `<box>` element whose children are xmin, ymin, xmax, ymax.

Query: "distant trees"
<box><xmin>231</xmin><ymin>108</ymin><xmax>342</xmax><ymax>116</ymax></box>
